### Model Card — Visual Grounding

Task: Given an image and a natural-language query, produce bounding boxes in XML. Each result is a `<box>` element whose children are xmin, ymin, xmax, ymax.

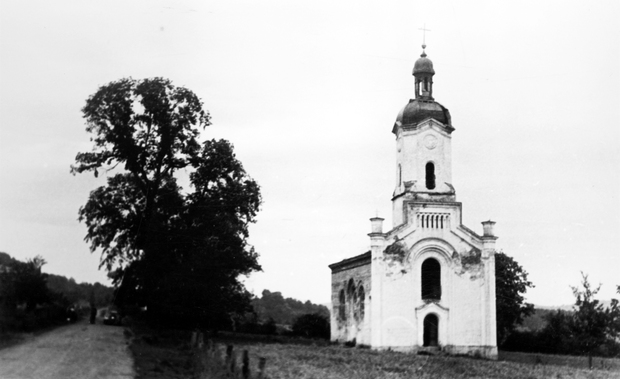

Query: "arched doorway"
<box><xmin>423</xmin><ymin>314</ymin><xmax>439</xmax><ymax>347</ymax></box>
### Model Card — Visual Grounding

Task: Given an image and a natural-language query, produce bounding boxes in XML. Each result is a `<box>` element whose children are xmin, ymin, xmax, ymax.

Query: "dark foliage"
<box><xmin>570</xmin><ymin>273</ymin><xmax>620</xmax><ymax>360</ymax></box>
<box><xmin>251</xmin><ymin>290</ymin><xmax>329</xmax><ymax>325</ymax></box>
<box><xmin>495</xmin><ymin>251</ymin><xmax>535</xmax><ymax>345</ymax></box>
<box><xmin>0</xmin><ymin>253</ymin><xmax>77</xmax><ymax>332</ymax></box>
<box><xmin>518</xmin><ymin>308</ymin><xmax>555</xmax><ymax>332</ymax></box>
<box><xmin>46</xmin><ymin>274</ymin><xmax>114</xmax><ymax>307</ymax></box>
<box><xmin>503</xmin><ymin>310</ymin><xmax>577</xmax><ymax>355</ymax></box>
<box><xmin>292</xmin><ymin>313</ymin><xmax>330</xmax><ymax>339</ymax></box>
<box><xmin>234</xmin><ymin>314</ymin><xmax>278</xmax><ymax>335</ymax></box>
<box><xmin>71</xmin><ymin>78</ymin><xmax>261</xmax><ymax>329</ymax></box>
<box><xmin>0</xmin><ymin>255</ymin><xmax>50</xmax><ymax>312</ymax></box>
<box><xmin>501</xmin><ymin>275</ymin><xmax>620</xmax><ymax>359</ymax></box>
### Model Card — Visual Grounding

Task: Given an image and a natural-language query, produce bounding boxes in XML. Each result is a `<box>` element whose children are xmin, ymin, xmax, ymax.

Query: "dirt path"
<box><xmin>0</xmin><ymin>320</ymin><xmax>134</xmax><ymax>379</ymax></box>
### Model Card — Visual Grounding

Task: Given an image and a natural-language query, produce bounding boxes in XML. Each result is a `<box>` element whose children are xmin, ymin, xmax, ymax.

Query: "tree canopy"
<box><xmin>495</xmin><ymin>251</ymin><xmax>535</xmax><ymax>345</ymax></box>
<box><xmin>72</xmin><ymin>78</ymin><xmax>262</xmax><ymax>327</ymax></box>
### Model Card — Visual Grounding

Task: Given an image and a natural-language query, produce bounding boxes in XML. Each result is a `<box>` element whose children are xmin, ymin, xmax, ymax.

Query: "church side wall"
<box><xmin>330</xmin><ymin>262</ymin><xmax>371</xmax><ymax>346</ymax></box>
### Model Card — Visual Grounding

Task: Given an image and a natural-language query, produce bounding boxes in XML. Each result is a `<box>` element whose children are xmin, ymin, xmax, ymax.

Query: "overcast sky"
<box><xmin>1</xmin><ymin>0</ymin><xmax>618</xmax><ymax>307</ymax></box>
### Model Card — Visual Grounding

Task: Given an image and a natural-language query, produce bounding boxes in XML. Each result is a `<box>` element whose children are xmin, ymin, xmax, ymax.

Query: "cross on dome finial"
<box><xmin>418</xmin><ymin>24</ymin><xmax>431</xmax><ymax>57</ymax></box>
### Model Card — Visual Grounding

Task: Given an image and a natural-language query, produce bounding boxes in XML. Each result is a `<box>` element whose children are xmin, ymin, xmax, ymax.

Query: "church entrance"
<box><xmin>423</xmin><ymin>314</ymin><xmax>439</xmax><ymax>347</ymax></box>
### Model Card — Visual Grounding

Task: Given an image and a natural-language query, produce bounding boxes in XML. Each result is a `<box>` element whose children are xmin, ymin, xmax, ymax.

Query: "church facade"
<box><xmin>329</xmin><ymin>46</ymin><xmax>498</xmax><ymax>359</ymax></box>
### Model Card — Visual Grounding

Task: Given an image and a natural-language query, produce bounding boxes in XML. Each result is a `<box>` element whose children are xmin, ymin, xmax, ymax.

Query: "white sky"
<box><xmin>1</xmin><ymin>0</ymin><xmax>618</xmax><ymax>307</ymax></box>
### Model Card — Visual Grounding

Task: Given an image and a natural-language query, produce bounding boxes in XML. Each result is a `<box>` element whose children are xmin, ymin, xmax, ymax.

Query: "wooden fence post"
<box><xmin>197</xmin><ymin>332</ymin><xmax>204</xmax><ymax>349</ymax></box>
<box><xmin>258</xmin><ymin>357</ymin><xmax>267</xmax><ymax>378</ymax></box>
<box><xmin>206</xmin><ymin>339</ymin><xmax>214</xmax><ymax>360</ymax></box>
<box><xmin>225</xmin><ymin>345</ymin><xmax>233</xmax><ymax>369</ymax></box>
<box><xmin>230</xmin><ymin>350</ymin><xmax>237</xmax><ymax>374</ymax></box>
<box><xmin>242</xmin><ymin>350</ymin><xmax>250</xmax><ymax>379</ymax></box>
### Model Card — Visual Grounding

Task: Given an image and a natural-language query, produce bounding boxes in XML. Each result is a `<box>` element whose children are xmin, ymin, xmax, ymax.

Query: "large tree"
<box><xmin>495</xmin><ymin>251</ymin><xmax>535</xmax><ymax>345</ymax></box>
<box><xmin>72</xmin><ymin>78</ymin><xmax>262</xmax><ymax>327</ymax></box>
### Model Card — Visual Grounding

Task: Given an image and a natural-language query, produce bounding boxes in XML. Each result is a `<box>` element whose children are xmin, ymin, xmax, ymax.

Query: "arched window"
<box><xmin>338</xmin><ymin>289</ymin><xmax>346</xmax><ymax>321</ymax></box>
<box><xmin>425</xmin><ymin>162</ymin><xmax>436</xmax><ymax>190</ymax></box>
<box><xmin>358</xmin><ymin>285</ymin><xmax>365</xmax><ymax>320</ymax></box>
<box><xmin>347</xmin><ymin>279</ymin><xmax>356</xmax><ymax>319</ymax></box>
<box><xmin>423</xmin><ymin>314</ymin><xmax>439</xmax><ymax>347</ymax></box>
<box><xmin>421</xmin><ymin>258</ymin><xmax>441</xmax><ymax>300</ymax></box>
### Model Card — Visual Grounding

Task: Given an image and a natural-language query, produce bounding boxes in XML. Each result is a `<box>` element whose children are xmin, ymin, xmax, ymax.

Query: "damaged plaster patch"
<box><xmin>383</xmin><ymin>240</ymin><xmax>408</xmax><ymax>277</ymax></box>
<box><xmin>454</xmin><ymin>248</ymin><xmax>484</xmax><ymax>280</ymax></box>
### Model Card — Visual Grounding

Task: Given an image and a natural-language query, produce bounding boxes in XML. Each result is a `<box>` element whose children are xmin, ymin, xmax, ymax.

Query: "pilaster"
<box><xmin>369</xmin><ymin>217</ymin><xmax>386</xmax><ymax>348</ymax></box>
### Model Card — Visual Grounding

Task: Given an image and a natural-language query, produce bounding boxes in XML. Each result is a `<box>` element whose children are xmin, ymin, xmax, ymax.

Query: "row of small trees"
<box><xmin>0</xmin><ymin>255</ymin><xmax>50</xmax><ymax>313</ymax></box>
<box><xmin>0</xmin><ymin>255</ymin><xmax>69</xmax><ymax>332</ymax></box>
<box><xmin>503</xmin><ymin>274</ymin><xmax>620</xmax><ymax>361</ymax></box>
<box><xmin>494</xmin><ymin>252</ymin><xmax>620</xmax><ymax>363</ymax></box>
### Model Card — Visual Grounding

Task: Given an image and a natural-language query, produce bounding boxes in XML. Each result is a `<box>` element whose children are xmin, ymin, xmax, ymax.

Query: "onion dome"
<box><xmin>413</xmin><ymin>46</ymin><xmax>435</xmax><ymax>75</ymax></box>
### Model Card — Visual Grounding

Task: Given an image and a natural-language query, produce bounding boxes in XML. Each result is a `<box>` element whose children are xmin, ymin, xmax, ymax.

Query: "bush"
<box><xmin>291</xmin><ymin>313</ymin><xmax>330</xmax><ymax>339</ymax></box>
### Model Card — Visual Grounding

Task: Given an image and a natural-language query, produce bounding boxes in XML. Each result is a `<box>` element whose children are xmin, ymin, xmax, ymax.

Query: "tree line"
<box><xmin>251</xmin><ymin>290</ymin><xmax>329</xmax><ymax>325</ymax></box>
<box><xmin>0</xmin><ymin>252</ymin><xmax>114</xmax><ymax>332</ymax></box>
<box><xmin>231</xmin><ymin>290</ymin><xmax>330</xmax><ymax>338</ymax></box>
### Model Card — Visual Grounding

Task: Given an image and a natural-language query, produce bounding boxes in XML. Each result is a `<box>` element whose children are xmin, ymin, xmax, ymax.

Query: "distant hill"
<box><xmin>251</xmin><ymin>290</ymin><xmax>329</xmax><ymax>325</ymax></box>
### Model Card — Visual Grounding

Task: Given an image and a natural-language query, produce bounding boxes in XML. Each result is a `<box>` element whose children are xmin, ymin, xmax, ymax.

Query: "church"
<box><xmin>329</xmin><ymin>45</ymin><xmax>498</xmax><ymax>359</ymax></box>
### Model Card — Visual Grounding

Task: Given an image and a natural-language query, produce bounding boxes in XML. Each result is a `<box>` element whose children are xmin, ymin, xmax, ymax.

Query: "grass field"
<box><xmin>499</xmin><ymin>350</ymin><xmax>620</xmax><ymax>372</ymax></box>
<box><xmin>197</xmin><ymin>334</ymin><xmax>620</xmax><ymax>379</ymax></box>
<box><xmin>128</xmin><ymin>327</ymin><xmax>620</xmax><ymax>379</ymax></box>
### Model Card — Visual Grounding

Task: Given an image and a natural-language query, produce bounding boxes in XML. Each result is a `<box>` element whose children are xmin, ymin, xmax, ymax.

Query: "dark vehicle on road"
<box><xmin>103</xmin><ymin>310</ymin><xmax>120</xmax><ymax>326</ymax></box>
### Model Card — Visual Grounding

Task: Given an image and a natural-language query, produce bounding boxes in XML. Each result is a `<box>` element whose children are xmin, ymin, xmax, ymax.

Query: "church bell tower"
<box><xmin>392</xmin><ymin>44</ymin><xmax>456</xmax><ymax>227</ymax></box>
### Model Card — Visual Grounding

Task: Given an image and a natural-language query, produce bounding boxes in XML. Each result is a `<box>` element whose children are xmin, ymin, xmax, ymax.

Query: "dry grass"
<box><xmin>129</xmin><ymin>325</ymin><xmax>195</xmax><ymax>379</ymax></box>
<box><xmin>196</xmin><ymin>336</ymin><xmax>620</xmax><ymax>379</ymax></box>
<box><xmin>499</xmin><ymin>351</ymin><xmax>620</xmax><ymax>372</ymax></box>
<box><xmin>127</xmin><ymin>327</ymin><xmax>620</xmax><ymax>379</ymax></box>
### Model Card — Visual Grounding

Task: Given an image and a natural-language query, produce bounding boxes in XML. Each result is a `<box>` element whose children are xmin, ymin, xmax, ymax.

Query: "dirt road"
<box><xmin>0</xmin><ymin>321</ymin><xmax>134</xmax><ymax>379</ymax></box>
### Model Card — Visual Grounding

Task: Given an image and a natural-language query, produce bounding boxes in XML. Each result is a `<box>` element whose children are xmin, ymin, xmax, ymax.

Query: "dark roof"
<box><xmin>413</xmin><ymin>56</ymin><xmax>435</xmax><ymax>75</ymax></box>
<box><xmin>395</xmin><ymin>99</ymin><xmax>452</xmax><ymax>129</ymax></box>
<box><xmin>328</xmin><ymin>251</ymin><xmax>371</xmax><ymax>273</ymax></box>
